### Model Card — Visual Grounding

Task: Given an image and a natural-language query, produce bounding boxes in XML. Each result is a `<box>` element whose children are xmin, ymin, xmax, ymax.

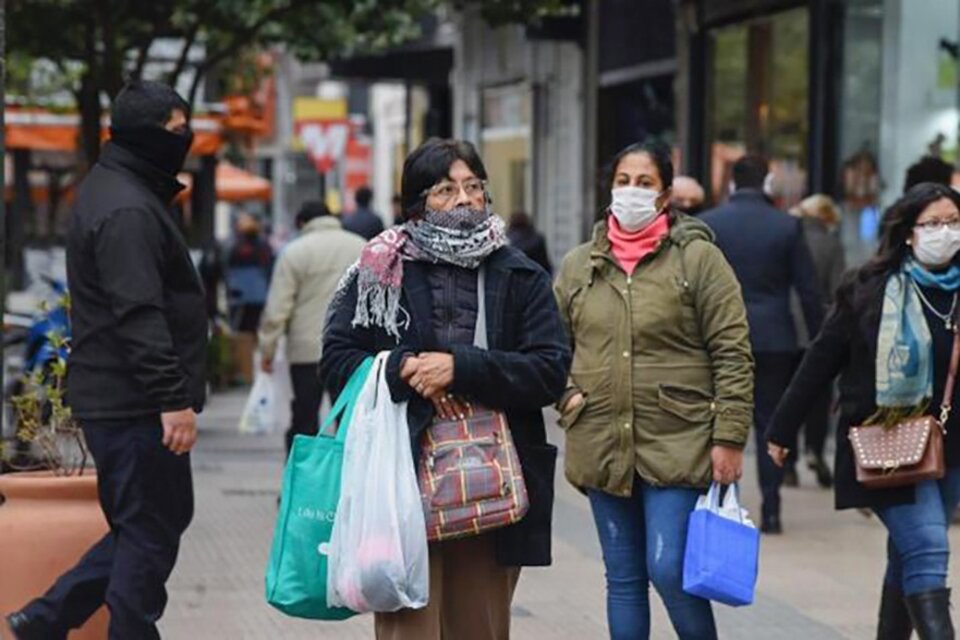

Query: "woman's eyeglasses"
<box><xmin>422</xmin><ymin>179</ymin><xmax>486</xmax><ymax>204</ymax></box>
<box><xmin>915</xmin><ymin>218</ymin><xmax>960</xmax><ymax>231</ymax></box>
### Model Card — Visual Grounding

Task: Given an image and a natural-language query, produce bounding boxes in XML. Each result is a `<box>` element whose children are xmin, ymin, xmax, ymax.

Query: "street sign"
<box><xmin>292</xmin><ymin>97</ymin><xmax>350</xmax><ymax>174</ymax></box>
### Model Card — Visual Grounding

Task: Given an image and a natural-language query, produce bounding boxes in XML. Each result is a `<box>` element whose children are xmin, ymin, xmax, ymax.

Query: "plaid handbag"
<box><xmin>419</xmin><ymin>406</ymin><xmax>529</xmax><ymax>541</ymax></box>
<box><xmin>417</xmin><ymin>266</ymin><xmax>529</xmax><ymax>541</ymax></box>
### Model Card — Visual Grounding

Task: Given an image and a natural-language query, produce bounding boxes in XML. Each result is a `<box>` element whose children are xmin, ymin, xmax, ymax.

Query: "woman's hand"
<box><xmin>561</xmin><ymin>392</ymin><xmax>585</xmax><ymax>415</ymax></box>
<box><xmin>711</xmin><ymin>445</ymin><xmax>744</xmax><ymax>485</ymax></box>
<box><xmin>767</xmin><ymin>443</ymin><xmax>790</xmax><ymax>468</ymax></box>
<box><xmin>406</xmin><ymin>352</ymin><xmax>455</xmax><ymax>398</ymax></box>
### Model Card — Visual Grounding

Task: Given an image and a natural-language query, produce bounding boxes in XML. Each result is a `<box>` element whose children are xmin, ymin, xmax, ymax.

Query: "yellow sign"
<box><xmin>293</xmin><ymin>97</ymin><xmax>347</xmax><ymax>121</ymax></box>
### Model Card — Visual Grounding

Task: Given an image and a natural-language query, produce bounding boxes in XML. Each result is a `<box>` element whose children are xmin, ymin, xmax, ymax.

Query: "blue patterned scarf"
<box><xmin>875</xmin><ymin>260</ymin><xmax>960</xmax><ymax>415</ymax></box>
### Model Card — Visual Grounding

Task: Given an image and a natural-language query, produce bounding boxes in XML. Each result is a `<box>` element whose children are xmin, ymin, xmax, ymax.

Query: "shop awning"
<box><xmin>176</xmin><ymin>162</ymin><xmax>272</xmax><ymax>203</ymax></box>
<box><xmin>5</xmin><ymin>108</ymin><xmax>225</xmax><ymax>156</ymax></box>
<box><xmin>328</xmin><ymin>47</ymin><xmax>453</xmax><ymax>84</ymax></box>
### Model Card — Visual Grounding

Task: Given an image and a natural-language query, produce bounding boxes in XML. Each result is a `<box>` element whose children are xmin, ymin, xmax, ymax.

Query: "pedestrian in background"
<box><xmin>226</xmin><ymin>212</ymin><xmax>274</xmax><ymax>333</ymax></box>
<box><xmin>554</xmin><ymin>140</ymin><xmax>753</xmax><ymax>640</ymax></box>
<box><xmin>700</xmin><ymin>154</ymin><xmax>824</xmax><ymax>534</ymax></box>
<box><xmin>782</xmin><ymin>194</ymin><xmax>846</xmax><ymax>489</ymax></box>
<box><xmin>321</xmin><ymin>138</ymin><xmax>570</xmax><ymax>640</ymax></box>
<box><xmin>672</xmin><ymin>175</ymin><xmax>706</xmax><ymax>215</ymax></box>
<box><xmin>905</xmin><ymin>156</ymin><xmax>954</xmax><ymax>192</ymax></box>
<box><xmin>507</xmin><ymin>211</ymin><xmax>552</xmax><ymax>274</ymax></box>
<box><xmin>5</xmin><ymin>81</ymin><xmax>206</xmax><ymax>640</ymax></box>
<box><xmin>768</xmin><ymin>183</ymin><xmax>960</xmax><ymax>639</ymax></box>
<box><xmin>391</xmin><ymin>193</ymin><xmax>404</xmax><ymax>225</ymax></box>
<box><xmin>342</xmin><ymin>185</ymin><xmax>386</xmax><ymax>240</ymax></box>
<box><xmin>258</xmin><ymin>201</ymin><xmax>364</xmax><ymax>455</ymax></box>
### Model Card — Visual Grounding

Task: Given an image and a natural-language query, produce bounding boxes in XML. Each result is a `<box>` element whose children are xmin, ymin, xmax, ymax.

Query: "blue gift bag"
<box><xmin>682</xmin><ymin>483</ymin><xmax>760</xmax><ymax>607</ymax></box>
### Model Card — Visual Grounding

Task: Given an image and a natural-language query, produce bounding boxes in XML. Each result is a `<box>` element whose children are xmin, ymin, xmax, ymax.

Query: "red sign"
<box><xmin>295</xmin><ymin>119</ymin><xmax>351</xmax><ymax>174</ymax></box>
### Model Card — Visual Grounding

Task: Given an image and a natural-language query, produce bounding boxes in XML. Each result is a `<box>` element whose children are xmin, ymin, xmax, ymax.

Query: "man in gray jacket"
<box><xmin>259</xmin><ymin>201</ymin><xmax>365</xmax><ymax>454</ymax></box>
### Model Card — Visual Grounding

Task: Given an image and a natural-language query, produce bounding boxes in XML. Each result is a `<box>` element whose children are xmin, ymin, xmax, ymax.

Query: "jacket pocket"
<box><xmin>558</xmin><ymin>394</ymin><xmax>588</xmax><ymax>431</ymax></box>
<box><xmin>658</xmin><ymin>384</ymin><xmax>715</xmax><ymax>423</ymax></box>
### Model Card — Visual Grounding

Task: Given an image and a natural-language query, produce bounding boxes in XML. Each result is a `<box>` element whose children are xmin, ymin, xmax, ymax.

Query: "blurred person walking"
<box><xmin>226</xmin><ymin>212</ymin><xmax>274</xmax><ymax>333</ymax></box>
<box><xmin>321</xmin><ymin>138</ymin><xmax>570</xmax><ymax>640</ymax></box>
<box><xmin>258</xmin><ymin>201</ymin><xmax>364</xmax><ymax>455</ymax></box>
<box><xmin>4</xmin><ymin>81</ymin><xmax>206</xmax><ymax>640</ymax></box>
<box><xmin>700</xmin><ymin>155</ymin><xmax>824</xmax><ymax>534</ymax></box>
<box><xmin>905</xmin><ymin>156</ymin><xmax>955</xmax><ymax>192</ymax></box>
<box><xmin>768</xmin><ymin>183</ymin><xmax>960</xmax><ymax>640</ymax></box>
<box><xmin>507</xmin><ymin>211</ymin><xmax>552</xmax><ymax>274</ymax></box>
<box><xmin>782</xmin><ymin>194</ymin><xmax>846</xmax><ymax>489</ymax></box>
<box><xmin>342</xmin><ymin>185</ymin><xmax>386</xmax><ymax>240</ymax></box>
<box><xmin>672</xmin><ymin>175</ymin><xmax>706</xmax><ymax>215</ymax></box>
<box><xmin>554</xmin><ymin>140</ymin><xmax>753</xmax><ymax>640</ymax></box>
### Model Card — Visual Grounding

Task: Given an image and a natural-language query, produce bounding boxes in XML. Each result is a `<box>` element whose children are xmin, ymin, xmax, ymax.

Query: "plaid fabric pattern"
<box><xmin>419</xmin><ymin>407</ymin><xmax>529</xmax><ymax>542</ymax></box>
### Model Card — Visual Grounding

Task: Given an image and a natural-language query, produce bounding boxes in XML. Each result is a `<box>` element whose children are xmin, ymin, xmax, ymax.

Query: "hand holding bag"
<box><xmin>683</xmin><ymin>483</ymin><xmax>760</xmax><ymax>607</ymax></box>
<box><xmin>418</xmin><ymin>267</ymin><xmax>530</xmax><ymax>542</ymax></box>
<box><xmin>849</xmin><ymin>329</ymin><xmax>960</xmax><ymax>489</ymax></box>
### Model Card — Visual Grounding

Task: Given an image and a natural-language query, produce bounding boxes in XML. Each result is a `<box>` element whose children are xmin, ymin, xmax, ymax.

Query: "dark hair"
<box><xmin>111</xmin><ymin>80</ymin><xmax>190</xmax><ymax>129</ymax></box>
<box><xmin>509</xmin><ymin>211</ymin><xmax>532</xmax><ymax>229</ymax></box>
<box><xmin>355</xmin><ymin>186</ymin><xmax>373</xmax><ymax>207</ymax></box>
<box><xmin>904</xmin><ymin>156</ymin><xmax>954</xmax><ymax>192</ymax></box>
<box><xmin>295</xmin><ymin>200</ymin><xmax>330</xmax><ymax>227</ymax></box>
<box><xmin>400</xmin><ymin>138</ymin><xmax>488</xmax><ymax>218</ymax></box>
<box><xmin>732</xmin><ymin>155</ymin><xmax>769</xmax><ymax>190</ymax></box>
<box><xmin>603</xmin><ymin>139</ymin><xmax>674</xmax><ymax>195</ymax></box>
<box><xmin>864</xmin><ymin>182</ymin><xmax>960</xmax><ymax>278</ymax></box>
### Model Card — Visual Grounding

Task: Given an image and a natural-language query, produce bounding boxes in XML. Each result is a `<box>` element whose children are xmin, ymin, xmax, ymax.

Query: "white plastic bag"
<box><xmin>239</xmin><ymin>372</ymin><xmax>278</xmax><ymax>434</ymax></box>
<box><xmin>327</xmin><ymin>352</ymin><xmax>429</xmax><ymax>613</ymax></box>
<box><xmin>694</xmin><ymin>483</ymin><xmax>755</xmax><ymax>528</ymax></box>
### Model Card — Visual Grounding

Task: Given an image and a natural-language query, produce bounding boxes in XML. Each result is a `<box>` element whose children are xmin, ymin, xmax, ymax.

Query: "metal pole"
<box><xmin>404</xmin><ymin>79</ymin><xmax>413</xmax><ymax>157</ymax></box>
<box><xmin>1</xmin><ymin>0</ymin><xmax>8</xmax><ymax>439</ymax></box>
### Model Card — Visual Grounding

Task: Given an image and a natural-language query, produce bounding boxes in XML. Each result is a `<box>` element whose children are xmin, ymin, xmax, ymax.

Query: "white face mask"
<box><xmin>610</xmin><ymin>186</ymin><xmax>662</xmax><ymax>232</ymax></box>
<box><xmin>913</xmin><ymin>226</ymin><xmax>960</xmax><ymax>267</ymax></box>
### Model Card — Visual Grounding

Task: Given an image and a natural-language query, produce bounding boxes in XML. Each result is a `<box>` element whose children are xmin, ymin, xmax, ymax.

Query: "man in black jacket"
<box><xmin>6</xmin><ymin>81</ymin><xmax>207</xmax><ymax>640</ymax></box>
<box><xmin>701</xmin><ymin>155</ymin><xmax>824</xmax><ymax>534</ymax></box>
<box><xmin>342</xmin><ymin>185</ymin><xmax>386</xmax><ymax>240</ymax></box>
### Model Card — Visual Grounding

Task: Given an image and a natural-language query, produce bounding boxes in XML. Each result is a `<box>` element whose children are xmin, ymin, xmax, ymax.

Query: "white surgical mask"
<box><xmin>913</xmin><ymin>226</ymin><xmax>960</xmax><ymax>267</ymax></box>
<box><xmin>610</xmin><ymin>186</ymin><xmax>662</xmax><ymax>232</ymax></box>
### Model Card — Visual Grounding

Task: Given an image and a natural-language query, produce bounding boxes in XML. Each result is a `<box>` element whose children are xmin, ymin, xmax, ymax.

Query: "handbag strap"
<box><xmin>474</xmin><ymin>266</ymin><xmax>488</xmax><ymax>351</ymax></box>
<box><xmin>940</xmin><ymin>329</ymin><xmax>960</xmax><ymax>425</ymax></box>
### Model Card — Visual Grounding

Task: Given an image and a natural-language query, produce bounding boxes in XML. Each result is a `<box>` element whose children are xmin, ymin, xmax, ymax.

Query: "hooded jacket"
<box><xmin>553</xmin><ymin>214</ymin><xmax>754</xmax><ymax>495</ymax></box>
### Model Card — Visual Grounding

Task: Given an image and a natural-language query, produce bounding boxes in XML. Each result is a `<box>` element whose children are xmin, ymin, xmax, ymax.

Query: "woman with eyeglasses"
<box><xmin>321</xmin><ymin>138</ymin><xmax>571</xmax><ymax>640</ymax></box>
<box><xmin>553</xmin><ymin>140</ymin><xmax>754</xmax><ymax>640</ymax></box>
<box><xmin>767</xmin><ymin>183</ymin><xmax>960</xmax><ymax>639</ymax></box>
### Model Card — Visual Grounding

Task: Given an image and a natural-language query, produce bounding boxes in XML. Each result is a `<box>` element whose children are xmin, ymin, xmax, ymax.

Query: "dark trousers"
<box><xmin>285</xmin><ymin>363</ymin><xmax>324</xmax><ymax>455</ymax></box>
<box><xmin>19</xmin><ymin>416</ymin><xmax>193</xmax><ymax>640</ymax></box>
<box><xmin>753</xmin><ymin>351</ymin><xmax>799</xmax><ymax>521</ymax></box>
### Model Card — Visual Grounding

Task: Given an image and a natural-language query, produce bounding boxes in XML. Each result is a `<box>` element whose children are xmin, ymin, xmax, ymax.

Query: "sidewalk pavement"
<box><xmin>160</xmin><ymin>389</ymin><xmax>960</xmax><ymax>639</ymax></box>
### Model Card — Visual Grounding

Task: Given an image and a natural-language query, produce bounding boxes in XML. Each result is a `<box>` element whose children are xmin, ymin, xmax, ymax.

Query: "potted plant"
<box><xmin>0</xmin><ymin>301</ymin><xmax>109</xmax><ymax>638</ymax></box>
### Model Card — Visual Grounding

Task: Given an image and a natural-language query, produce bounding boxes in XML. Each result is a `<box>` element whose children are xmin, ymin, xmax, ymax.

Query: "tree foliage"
<box><xmin>7</xmin><ymin>0</ymin><xmax>567</xmax><ymax>164</ymax></box>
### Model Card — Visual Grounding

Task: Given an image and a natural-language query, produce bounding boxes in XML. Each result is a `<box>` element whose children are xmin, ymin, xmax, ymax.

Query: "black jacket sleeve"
<box><xmin>449</xmin><ymin>269</ymin><xmax>571</xmax><ymax>411</ymax></box>
<box><xmin>766</xmin><ymin>278</ymin><xmax>854</xmax><ymax>447</ymax></box>
<box><xmin>792</xmin><ymin>221</ymin><xmax>826</xmax><ymax>337</ymax></box>
<box><xmin>320</xmin><ymin>275</ymin><xmax>414</xmax><ymax>403</ymax></box>
<box><xmin>94</xmin><ymin>207</ymin><xmax>191</xmax><ymax>412</ymax></box>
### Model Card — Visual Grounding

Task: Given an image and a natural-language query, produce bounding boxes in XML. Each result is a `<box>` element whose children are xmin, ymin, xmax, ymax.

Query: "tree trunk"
<box><xmin>78</xmin><ymin>74</ymin><xmax>102</xmax><ymax>170</ymax></box>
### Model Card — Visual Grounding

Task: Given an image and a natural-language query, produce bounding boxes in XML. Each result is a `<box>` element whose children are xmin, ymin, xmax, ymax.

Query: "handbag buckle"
<box><xmin>883</xmin><ymin>460</ymin><xmax>899</xmax><ymax>474</ymax></box>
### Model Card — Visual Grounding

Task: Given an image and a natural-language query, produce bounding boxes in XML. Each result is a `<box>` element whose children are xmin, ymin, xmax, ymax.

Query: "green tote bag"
<box><xmin>265</xmin><ymin>357</ymin><xmax>374</xmax><ymax>619</ymax></box>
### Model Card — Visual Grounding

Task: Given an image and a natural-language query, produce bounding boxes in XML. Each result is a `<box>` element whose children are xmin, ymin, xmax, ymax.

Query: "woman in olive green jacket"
<box><xmin>553</xmin><ymin>140</ymin><xmax>754</xmax><ymax>640</ymax></box>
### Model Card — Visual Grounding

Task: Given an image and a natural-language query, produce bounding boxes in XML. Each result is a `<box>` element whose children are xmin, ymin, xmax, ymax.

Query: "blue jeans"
<box><xmin>588</xmin><ymin>477</ymin><xmax>717</xmax><ymax>640</ymax></box>
<box><xmin>874</xmin><ymin>468</ymin><xmax>960</xmax><ymax>596</ymax></box>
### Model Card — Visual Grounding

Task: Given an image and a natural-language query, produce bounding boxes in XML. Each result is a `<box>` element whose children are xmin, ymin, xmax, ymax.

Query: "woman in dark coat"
<box><xmin>320</xmin><ymin>138</ymin><xmax>571</xmax><ymax>640</ymax></box>
<box><xmin>767</xmin><ymin>183</ymin><xmax>960</xmax><ymax>640</ymax></box>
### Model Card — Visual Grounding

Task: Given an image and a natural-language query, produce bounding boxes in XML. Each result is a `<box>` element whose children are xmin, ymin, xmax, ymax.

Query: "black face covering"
<box><xmin>110</xmin><ymin>125</ymin><xmax>194</xmax><ymax>177</ymax></box>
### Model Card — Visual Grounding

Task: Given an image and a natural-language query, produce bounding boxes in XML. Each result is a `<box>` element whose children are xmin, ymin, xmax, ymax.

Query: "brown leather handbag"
<box><xmin>849</xmin><ymin>330</ymin><xmax>960</xmax><ymax>489</ymax></box>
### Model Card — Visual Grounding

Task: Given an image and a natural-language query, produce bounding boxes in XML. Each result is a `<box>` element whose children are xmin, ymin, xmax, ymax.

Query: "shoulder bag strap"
<box><xmin>940</xmin><ymin>329</ymin><xmax>960</xmax><ymax>425</ymax></box>
<box><xmin>474</xmin><ymin>266</ymin><xmax>488</xmax><ymax>351</ymax></box>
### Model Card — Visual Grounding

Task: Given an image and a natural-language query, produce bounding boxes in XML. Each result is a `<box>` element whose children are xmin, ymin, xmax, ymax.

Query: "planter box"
<box><xmin>0</xmin><ymin>471</ymin><xmax>109</xmax><ymax>638</ymax></box>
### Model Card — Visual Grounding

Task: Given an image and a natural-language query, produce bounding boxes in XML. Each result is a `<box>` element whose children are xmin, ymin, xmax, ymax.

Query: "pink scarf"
<box><xmin>607</xmin><ymin>214</ymin><xmax>670</xmax><ymax>275</ymax></box>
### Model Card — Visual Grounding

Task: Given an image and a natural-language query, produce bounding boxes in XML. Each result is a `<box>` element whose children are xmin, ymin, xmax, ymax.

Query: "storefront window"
<box><xmin>705</xmin><ymin>7</ymin><xmax>809</xmax><ymax>207</ymax></box>
<box><xmin>481</xmin><ymin>83</ymin><xmax>532</xmax><ymax>217</ymax></box>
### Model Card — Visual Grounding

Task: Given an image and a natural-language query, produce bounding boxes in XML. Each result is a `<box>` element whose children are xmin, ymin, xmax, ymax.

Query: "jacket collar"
<box><xmin>98</xmin><ymin>142</ymin><xmax>186</xmax><ymax>203</ymax></box>
<box><xmin>301</xmin><ymin>216</ymin><xmax>342</xmax><ymax>235</ymax></box>
<box><xmin>729</xmin><ymin>189</ymin><xmax>773</xmax><ymax>206</ymax></box>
